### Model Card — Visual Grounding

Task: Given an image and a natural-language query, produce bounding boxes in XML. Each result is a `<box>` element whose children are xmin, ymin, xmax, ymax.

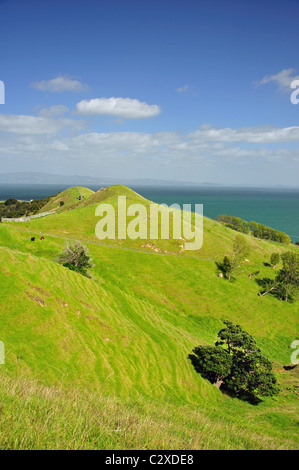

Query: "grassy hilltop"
<box><xmin>38</xmin><ymin>186</ymin><xmax>95</xmax><ymax>213</ymax></box>
<box><xmin>0</xmin><ymin>185</ymin><xmax>298</xmax><ymax>450</ymax></box>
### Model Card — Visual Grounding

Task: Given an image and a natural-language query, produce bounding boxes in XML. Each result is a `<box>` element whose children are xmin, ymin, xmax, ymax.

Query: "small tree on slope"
<box><xmin>217</xmin><ymin>235</ymin><xmax>250</xmax><ymax>281</ymax></box>
<box><xmin>57</xmin><ymin>242</ymin><xmax>94</xmax><ymax>276</ymax></box>
<box><xmin>257</xmin><ymin>252</ymin><xmax>299</xmax><ymax>302</ymax></box>
<box><xmin>191</xmin><ymin>320</ymin><xmax>279</xmax><ymax>401</ymax></box>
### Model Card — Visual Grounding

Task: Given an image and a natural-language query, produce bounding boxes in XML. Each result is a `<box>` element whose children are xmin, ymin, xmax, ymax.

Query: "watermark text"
<box><xmin>291</xmin><ymin>340</ymin><xmax>299</xmax><ymax>365</ymax></box>
<box><xmin>290</xmin><ymin>80</ymin><xmax>299</xmax><ymax>105</ymax></box>
<box><xmin>95</xmin><ymin>196</ymin><xmax>203</xmax><ymax>251</ymax></box>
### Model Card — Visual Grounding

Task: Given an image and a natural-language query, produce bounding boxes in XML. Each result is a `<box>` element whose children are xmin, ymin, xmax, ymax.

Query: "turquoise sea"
<box><xmin>132</xmin><ymin>186</ymin><xmax>299</xmax><ymax>243</ymax></box>
<box><xmin>0</xmin><ymin>184</ymin><xmax>298</xmax><ymax>243</ymax></box>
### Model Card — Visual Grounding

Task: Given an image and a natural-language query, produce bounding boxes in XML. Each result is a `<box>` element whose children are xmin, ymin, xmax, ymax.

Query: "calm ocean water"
<box><xmin>0</xmin><ymin>184</ymin><xmax>298</xmax><ymax>243</ymax></box>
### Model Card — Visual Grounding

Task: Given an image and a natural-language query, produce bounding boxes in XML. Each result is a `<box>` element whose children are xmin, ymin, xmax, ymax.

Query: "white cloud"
<box><xmin>31</xmin><ymin>76</ymin><xmax>90</xmax><ymax>93</ymax></box>
<box><xmin>176</xmin><ymin>84</ymin><xmax>190</xmax><ymax>93</ymax></box>
<box><xmin>0</xmin><ymin>113</ymin><xmax>84</xmax><ymax>134</ymax></box>
<box><xmin>76</xmin><ymin>97</ymin><xmax>161</xmax><ymax>119</ymax></box>
<box><xmin>38</xmin><ymin>105</ymin><xmax>70</xmax><ymax>117</ymax></box>
<box><xmin>176</xmin><ymin>84</ymin><xmax>199</xmax><ymax>95</ymax></box>
<box><xmin>1</xmin><ymin>121</ymin><xmax>299</xmax><ymax>186</ymax></box>
<box><xmin>34</xmin><ymin>124</ymin><xmax>299</xmax><ymax>164</ymax></box>
<box><xmin>189</xmin><ymin>124</ymin><xmax>299</xmax><ymax>144</ymax></box>
<box><xmin>257</xmin><ymin>68</ymin><xmax>299</xmax><ymax>92</ymax></box>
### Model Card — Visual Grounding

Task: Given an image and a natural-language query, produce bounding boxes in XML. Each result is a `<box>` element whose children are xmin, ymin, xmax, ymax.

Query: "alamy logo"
<box><xmin>290</xmin><ymin>80</ymin><xmax>299</xmax><ymax>105</ymax></box>
<box><xmin>0</xmin><ymin>80</ymin><xmax>5</xmax><ymax>104</ymax></box>
<box><xmin>290</xmin><ymin>340</ymin><xmax>299</xmax><ymax>365</ymax></box>
<box><xmin>95</xmin><ymin>196</ymin><xmax>203</xmax><ymax>251</ymax></box>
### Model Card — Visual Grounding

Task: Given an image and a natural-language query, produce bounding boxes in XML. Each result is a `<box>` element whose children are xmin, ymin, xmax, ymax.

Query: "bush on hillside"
<box><xmin>216</xmin><ymin>215</ymin><xmax>250</xmax><ymax>234</ymax></box>
<box><xmin>4</xmin><ymin>198</ymin><xmax>18</xmax><ymax>206</ymax></box>
<box><xmin>270</xmin><ymin>252</ymin><xmax>280</xmax><ymax>269</ymax></box>
<box><xmin>250</xmin><ymin>221</ymin><xmax>291</xmax><ymax>244</ymax></box>
<box><xmin>57</xmin><ymin>242</ymin><xmax>94</xmax><ymax>277</ymax></box>
<box><xmin>216</xmin><ymin>214</ymin><xmax>291</xmax><ymax>244</ymax></box>
<box><xmin>0</xmin><ymin>195</ymin><xmax>53</xmax><ymax>219</ymax></box>
<box><xmin>257</xmin><ymin>251</ymin><xmax>299</xmax><ymax>302</ymax></box>
<box><xmin>216</xmin><ymin>235</ymin><xmax>250</xmax><ymax>281</ymax></box>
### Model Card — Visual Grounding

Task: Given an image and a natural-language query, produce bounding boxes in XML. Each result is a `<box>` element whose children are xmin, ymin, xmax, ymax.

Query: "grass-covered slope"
<box><xmin>0</xmin><ymin>244</ymin><xmax>216</xmax><ymax>402</ymax></box>
<box><xmin>0</xmin><ymin>185</ymin><xmax>298</xmax><ymax>449</ymax></box>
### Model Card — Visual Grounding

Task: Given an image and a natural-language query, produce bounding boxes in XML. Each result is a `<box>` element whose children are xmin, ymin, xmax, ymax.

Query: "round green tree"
<box><xmin>191</xmin><ymin>321</ymin><xmax>279</xmax><ymax>401</ymax></box>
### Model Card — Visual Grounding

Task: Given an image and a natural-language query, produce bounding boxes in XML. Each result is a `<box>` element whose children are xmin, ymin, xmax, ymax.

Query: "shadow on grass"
<box><xmin>283</xmin><ymin>364</ymin><xmax>297</xmax><ymax>371</ymax></box>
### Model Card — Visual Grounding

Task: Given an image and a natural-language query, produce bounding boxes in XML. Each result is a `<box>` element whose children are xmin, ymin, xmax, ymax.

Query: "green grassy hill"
<box><xmin>0</xmin><ymin>185</ymin><xmax>298</xmax><ymax>449</ymax></box>
<box><xmin>38</xmin><ymin>186</ymin><xmax>95</xmax><ymax>213</ymax></box>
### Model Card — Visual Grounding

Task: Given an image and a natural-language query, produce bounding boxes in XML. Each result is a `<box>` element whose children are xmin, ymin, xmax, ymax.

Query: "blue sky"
<box><xmin>0</xmin><ymin>0</ymin><xmax>299</xmax><ymax>186</ymax></box>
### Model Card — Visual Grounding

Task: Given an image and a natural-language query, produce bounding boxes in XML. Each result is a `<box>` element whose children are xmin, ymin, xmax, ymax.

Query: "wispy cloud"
<box><xmin>1</xmin><ymin>117</ymin><xmax>299</xmax><ymax>186</ymax></box>
<box><xmin>176</xmin><ymin>84</ymin><xmax>190</xmax><ymax>93</ymax></box>
<box><xmin>1</xmin><ymin>119</ymin><xmax>298</xmax><ymax>157</ymax></box>
<box><xmin>189</xmin><ymin>124</ymin><xmax>299</xmax><ymax>144</ymax></box>
<box><xmin>0</xmin><ymin>113</ymin><xmax>84</xmax><ymax>134</ymax></box>
<box><xmin>37</xmin><ymin>105</ymin><xmax>70</xmax><ymax>117</ymax></box>
<box><xmin>75</xmin><ymin>97</ymin><xmax>161</xmax><ymax>119</ymax></box>
<box><xmin>176</xmin><ymin>84</ymin><xmax>198</xmax><ymax>95</ymax></box>
<box><xmin>31</xmin><ymin>76</ymin><xmax>90</xmax><ymax>93</ymax></box>
<box><xmin>256</xmin><ymin>68</ymin><xmax>299</xmax><ymax>92</ymax></box>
